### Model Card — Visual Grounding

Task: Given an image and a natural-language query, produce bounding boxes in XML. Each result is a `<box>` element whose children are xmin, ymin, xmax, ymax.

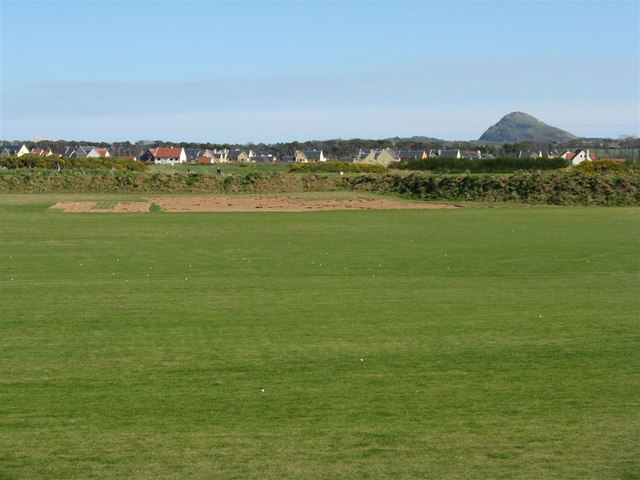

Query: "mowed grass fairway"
<box><xmin>1</xmin><ymin>195</ymin><xmax>638</xmax><ymax>479</ymax></box>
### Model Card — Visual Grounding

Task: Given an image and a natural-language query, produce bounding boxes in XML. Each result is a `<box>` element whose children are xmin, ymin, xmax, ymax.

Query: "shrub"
<box><xmin>344</xmin><ymin>171</ymin><xmax>640</xmax><ymax>206</ymax></box>
<box><xmin>392</xmin><ymin>157</ymin><xmax>570</xmax><ymax>173</ymax></box>
<box><xmin>0</xmin><ymin>155</ymin><xmax>146</xmax><ymax>172</ymax></box>
<box><xmin>289</xmin><ymin>162</ymin><xmax>387</xmax><ymax>174</ymax></box>
<box><xmin>571</xmin><ymin>159</ymin><xmax>640</xmax><ymax>174</ymax></box>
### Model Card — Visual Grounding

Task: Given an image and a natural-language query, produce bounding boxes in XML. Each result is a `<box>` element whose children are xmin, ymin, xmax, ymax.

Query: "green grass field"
<box><xmin>1</xmin><ymin>194</ymin><xmax>638</xmax><ymax>479</ymax></box>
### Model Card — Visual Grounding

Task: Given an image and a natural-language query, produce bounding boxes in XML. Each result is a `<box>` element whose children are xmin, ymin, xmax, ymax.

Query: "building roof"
<box><xmin>31</xmin><ymin>148</ymin><xmax>50</xmax><ymax>156</ymax></box>
<box><xmin>359</xmin><ymin>148</ymin><xmax>399</xmax><ymax>160</ymax></box>
<box><xmin>184</xmin><ymin>148</ymin><xmax>204</xmax><ymax>160</ymax></box>
<box><xmin>227</xmin><ymin>150</ymin><xmax>252</xmax><ymax>160</ymax></box>
<box><xmin>151</xmin><ymin>147</ymin><xmax>183</xmax><ymax>158</ymax></box>
<box><xmin>398</xmin><ymin>150</ymin><xmax>425</xmax><ymax>159</ymax></box>
<box><xmin>439</xmin><ymin>150</ymin><xmax>460</xmax><ymax>158</ymax></box>
<box><xmin>518</xmin><ymin>151</ymin><xmax>540</xmax><ymax>159</ymax></box>
<box><xmin>299</xmin><ymin>150</ymin><xmax>323</xmax><ymax>159</ymax></box>
<box><xmin>77</xmin><ymin>146</ymin><xmax>94</xmax><ymax>155</ymax></box>
<box><xmin>2</xmin><ymin>144</ymin><xmax>25</xmax><ymax>151</ymax></box>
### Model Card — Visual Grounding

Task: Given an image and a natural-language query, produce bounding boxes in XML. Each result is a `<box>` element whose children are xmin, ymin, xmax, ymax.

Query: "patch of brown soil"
<box><xmin>51</xmin><ymin>201</ymin><xmax>151</xmax><ymax>213</ymax></box>
<box><xmin>150</xmin><ymin>196</ymin><xmax>457</xmax><ymax>212</ymax></box>
<box><xmin>50</xmin><ymin>196</ymin><xmax>457</xmax><ymax>213</ymax></box>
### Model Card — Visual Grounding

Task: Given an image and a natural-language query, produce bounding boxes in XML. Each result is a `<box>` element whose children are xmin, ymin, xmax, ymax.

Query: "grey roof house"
<box><xmin>398</xmin><ymin>150</ymin><xmax>427</xmax><ymax>160</ymax></box>
<box><xmin>294</xmin><ymin>150</ymin><xmax>327</xmax><ymax>162</ymax></box>
<box><xmin>0</xmin><ymin>144</ymin><xmax>30</xmax><ymax>157</ymax></box>
<box><xmin>355</xmin><ymin>148</ymin><xmax>400</xmax><ymax>166</ymax></box>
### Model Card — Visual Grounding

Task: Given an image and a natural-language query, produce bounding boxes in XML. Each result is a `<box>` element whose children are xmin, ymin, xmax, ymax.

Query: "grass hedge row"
<box><xmin>0</xmin><ymin>155</ymin><xmax>146</xmax><ymax>171</ymax></box>
<box><xmin>289</xmin><ymin>161</ymin><xmax>387</xmax><ymax>173</ymax></box>
<box><xmin>0</xmin><ymin>169</ymin><xmax>638</xmax><ymax>205</ymax></box>
<box><xmin>572</xmin><ymin>159</ymin><xmax>640</xmax><ymax>174</ymax></box>
<box><xmin>345</xmin><ymin>171</ymin><xmax>640</xmax><ymax>206</ymax></box>
<box><xmin>0</xmin><ymin>170</ymin><xmax>336</xmax><ymax>194</ymax></box>
<box><xmin>392</xmin><ymin>156</ymin><xmax>571</xmax><ymax>173</ymax></box>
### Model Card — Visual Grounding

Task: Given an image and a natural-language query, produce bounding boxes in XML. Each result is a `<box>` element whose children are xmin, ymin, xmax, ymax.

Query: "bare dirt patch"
<box><xmin>51</xmin><ymin>201</ymin><xmax>151</xmax><ymax>213</ymax></box>
<box><xmin>50</xmin><ymin>196</ymin><xmax>457</xmax><ymax>213</ymax></box>
<box><xmin>150</xmin><ymin>195</ymin><xmax>457</xmax><ymax>212</ymax></box>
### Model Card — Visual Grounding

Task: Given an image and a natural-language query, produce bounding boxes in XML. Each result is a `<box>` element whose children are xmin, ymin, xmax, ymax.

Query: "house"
<box><xmin>255</xmin><ymin>151</ymin><xmax>277</xmax><ymax>162</ymax></box>
<box><xmin>254</xmin><ymin>154</ymin><xmax>274</xmax><ymax>163</ymax></box>
<box><xmin>64</xmin><ymin>146</ymin><xmax>111</xmax><ymax>158</ymax></box>
<box><xmin>518</xmin><ymin>151</ymin><xmax>543</xmax><ymax>159</ymax></box>
<box><xmin>461</xmin><ymin>150</ymin><xmax>482</xmax><ymax>160</ymax></box>
<box><xmin>210</xmin><ymin>152</ymin><xmax>226</xmax><ymax>163</ymax></box>
<box><xmin>196</xmin><ymin>156</ymin><xmax>214</xmax><ymax>165</ymax></box>
<box><xmin>355</xmin><ymin>148</ymin><xmax>400</xmax><ymax>165</ymax></box>
<box><xmin>205</xmin><ymin>149</ymin><xmax>228</xmax><ymax>162</ymax></box>
<box><xmin>294</xmin><ymin>150</ymin><xmax>327</xmax><ymax>162</ymax></box>
<box><xmin>227</xmin><ymin>150</ymin><xmax>255</xmax><ymax>162</ymax></box>
<box><xmin>184</xmin><ymin>148</ymin><xmax>206</xmax><ymax>163</ymax></box>
<box><xmin>559</xmin><ymin>149</ymin><xmax>596</xmax><ymax>165</ymax></box>
<box><xmin>30</xmin><ymin>147</ymin><xmax>54</xmax><ymax>157</ymax></box>
<box><xmin>94</xmin><ymin>147</ymin><xmax>110</xmax><ymax>158</ymax></box>
<box><xmin>429</xmin><ymin>149</ymin><xmax>461</xmax><ymax>159</ymax></box>
<box><xmin>140</xmin><ymin>147</ymin><xmax>187</xmax><ymax>165</ymax></box>
<box><xmin>398</xmin><ymin>150</ymin><xmax>428</xmax><ymax>160</ymax></box>
<box><xmin>355</xmin><ymin>148</ymin><xmax>400</xmax><ymax>166</ymax></box>
<box><xmin>184</xmin><ymin>148</ymin><xmax>229</xmax><ymax>163</ymax></box>
<box><xmin>193</xmin><ymin>149</ymin><xmax>227</xmax><ymax>163</ymax></box>
<box><xmin>0</xmin><ymin>144</ymin><xmax>30</xmax><ymax>157</ymax></box>
<box><xmin>76</xmin><ymin>146</ymin><xmax>96</xmax><ymax>158</ymax></box>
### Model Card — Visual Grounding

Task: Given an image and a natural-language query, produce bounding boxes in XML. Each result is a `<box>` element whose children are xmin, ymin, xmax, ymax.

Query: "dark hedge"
<box><xmin>392</xmin><ymin>156</ymin><xmax>570</xmax><ymax>173</ymax></box>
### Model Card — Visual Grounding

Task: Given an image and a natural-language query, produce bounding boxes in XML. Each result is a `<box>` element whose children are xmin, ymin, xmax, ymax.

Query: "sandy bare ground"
<box><xmin>51</xmin><ymin>196</ymin><xmax>457</xmax><ymax>213</ymax></box>
<box><xmin>151</xmin><ymin>196</ymin><xmax>457</xmax><ymax>212</ymax></box>
<box><xmin>51</xmin><ymin>201</ymin><xmax>151</xmax><ymax>213</ymax></box>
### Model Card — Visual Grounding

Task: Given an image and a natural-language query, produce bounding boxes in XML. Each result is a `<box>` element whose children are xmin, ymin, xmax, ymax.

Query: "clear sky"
<box><xmin>1</xmin><ymin>0</ymin><xmax>639</xmax><ymax>143</ymax></box>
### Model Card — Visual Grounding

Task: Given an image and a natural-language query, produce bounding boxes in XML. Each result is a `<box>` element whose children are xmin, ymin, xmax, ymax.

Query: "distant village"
<box><xmin>0</xmin><ymin>143</ymin><xmax>602</xmax><ymax>166</ymax></box>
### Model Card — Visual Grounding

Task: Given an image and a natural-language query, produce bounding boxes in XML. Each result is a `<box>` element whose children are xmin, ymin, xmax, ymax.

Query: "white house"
<box><xmin>559</xmin><ymin>149</ymin><xmax>596</xmax><ymax>165</ymax></box>
<box><xmin>140</xmin><ymin>147</ymin><xmax>187</xmax><ymax>165</ymax></box>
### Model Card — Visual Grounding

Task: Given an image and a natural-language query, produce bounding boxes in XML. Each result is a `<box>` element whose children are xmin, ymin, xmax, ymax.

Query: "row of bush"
<box><xmin>0</xmin><ymin>170</ymin><xmax>336</xmax><ymax>194</ymax></box>
<box><xmin>392</xmin><ymin>156</ymin><xmax>571</xmax><ymax>173</ymax></box>
<box><xmin>345</xmin><ymin>171</ymin><xmax>640</xmax><ymax>206</ymax></box>
<box><xmin>0</xmin><ymin>155</ymin><xmax>146</xmax><ymax>171</ymax></box>
<box><xmin>571</xmin><ymin>158</ymin><xmax>640</xmax><ymax>174</ymax></box>
<box><xmin>289</xmin><ymin>161</ymin><xmax>387</xmax><ymax>173</ymax></box>
<box><xmin>0</xmin><ymin>169</ymin><xmax>637</xmax><ymax>205</ymax></box>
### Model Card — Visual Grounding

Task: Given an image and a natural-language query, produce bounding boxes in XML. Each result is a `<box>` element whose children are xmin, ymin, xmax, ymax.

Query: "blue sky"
<box><xmin>1</xmin><ymin>0</ymin><xmax>638</xmax><ymax>142</ymax></box>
